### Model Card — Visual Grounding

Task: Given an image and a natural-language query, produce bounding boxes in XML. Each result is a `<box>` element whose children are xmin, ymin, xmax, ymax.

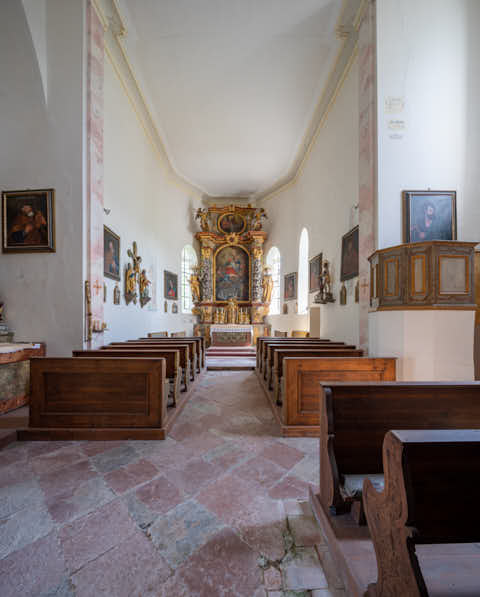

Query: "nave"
<box><xmin>0</xmin><ymin>370</ymin><xmax>341</xmax><ymax>597</ymax></box>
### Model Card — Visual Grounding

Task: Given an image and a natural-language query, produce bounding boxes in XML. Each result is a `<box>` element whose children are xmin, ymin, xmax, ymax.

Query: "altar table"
<box><xmin>210</xmin><ymin>325</ymin><xmax>253</xmax><ymax>347</ymax></box>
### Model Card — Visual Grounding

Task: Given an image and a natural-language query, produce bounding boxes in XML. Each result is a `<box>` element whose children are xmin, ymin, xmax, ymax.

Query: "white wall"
<box><xmin>377</xmin><ymin>0</ymin><xmax>480</xmax><ymax>248</ymax></box>
<box><xmin>261</xmin><ymin>59</ymin><xmax>360</xmax><ymax>346</ymax></box>
<box><xmin>102</xmin><ymin>57</ymin><xmax>199</xmax><ymax>342</ymax></box>
<box><xmin>0</xmin><ymin>0</ymin><xmax>84</xmax><ymax>356</ymax></box>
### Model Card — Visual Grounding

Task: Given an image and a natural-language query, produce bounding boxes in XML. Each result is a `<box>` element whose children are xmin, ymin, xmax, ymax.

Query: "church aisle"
<box><xmin>0</xmin><ymin>371</ymin><xmax>342</xmax><ymax>597</ymax></box>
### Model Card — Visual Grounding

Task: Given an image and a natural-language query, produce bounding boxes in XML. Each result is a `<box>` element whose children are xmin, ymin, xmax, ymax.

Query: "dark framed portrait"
<box><xmin>403</xmin><ymin>190</ymin><xmax>457</xmax><ymax>243</ymax></box>
<box><xmin>217</xmin><ymin>212</ymin><xmax>246</xmax><ymax>235</ymax></box>
<box><xmin>309</xmin><ymin>253</ymin><xmax>322</xmax><ymax>293</ymax></box>
<box><xmin>164</xmin><ymin>270</ymin><xmax>178</xmax><ymax>300</ymax></box>
<box><xmin>104</xmin><ymin>226</ymin><xmax>120</xmax><ymax>281</ymax></box>
<box><xmin>2</xmin><ymin>188</ymin><xmax>55</xmax><ymax>253</ymax></box>
<box><xmin>284</xmin><ymin>272</ymin><xmax>297</xmax><ymax>301</ymax></box>
<box><xmin>341</xmin><ymin>226</ymin><xmax>359</xmax><ymax>281</ymax></box>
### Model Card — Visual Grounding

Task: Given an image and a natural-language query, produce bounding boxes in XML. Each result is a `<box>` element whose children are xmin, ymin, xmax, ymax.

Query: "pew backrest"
<box><xmin>72</xmin><ymin>349</ymin><xmax>180</xmax><ymax>379</ymax></box>
<box><xmin>319</xmin><ymin>381</ymin><xmax>480</xmax><ymax>511</ymax></box>
<box><xmin>30</xmin><ymin>357</ymin><xmax>166</xmax><ymax>428</ymax></box>
<box><xmin>275</xmin><ymin>348</ymin><xmax>364</xmax><ymax>379</ymax></box>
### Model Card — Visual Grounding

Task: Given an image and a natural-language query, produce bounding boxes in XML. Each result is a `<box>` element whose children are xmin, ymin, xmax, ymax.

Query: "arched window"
<box><xmin>181</xmin><ymin>245</ymin><xmax>198</xmax><ymax>313</ymax></box>
<box><xmin>298</xmin><ymin>228</ymin><xmax>309</xmax><ymax>314</ymax></box>
<box><xmin>266</xmin><ymin>246</ymin><xmax>281</xmax><ymax>315</ymax></box>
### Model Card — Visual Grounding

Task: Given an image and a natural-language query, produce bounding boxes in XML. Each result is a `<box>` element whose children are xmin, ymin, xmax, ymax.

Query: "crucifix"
<box><xmin>93</xmin><ymin>279</ymin><xmax>103</xmax><ymax>296</ymax></box>
<box><xmin>127</xmin><ymin>241</ymin><xmax>142</xmax><ymax>275</ymax></box>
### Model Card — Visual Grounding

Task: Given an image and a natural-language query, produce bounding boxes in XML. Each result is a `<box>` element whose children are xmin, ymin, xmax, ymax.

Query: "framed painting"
<box><xmin>2</xmin><ymin>188</ymin><xmax>55</xmax><ymax>253</ymax></box>
<box><xmin>214</xmin><ymin>245</ymin><xmax>250</xmax><ymax>302</ymax></box>
<box><xmin>104</xmin><ymin>226</ymin><xmax>120</xmax><ymax>281</ymax></box>
<box><xmin>284</xmin><ymin>272</ymin><xmax>297</xmax><ymax>301</ymax></box>
<box><xmin>164</xmin><ymin>270</ymin><xmax>178</xmax><ymax>300</ymax></box>
<box><xmin>309</xmin><ymin>253</ymin><xmax>322</xmax><ymax>293</ymax></box>
<box><xmin>217</xmin><ymin>212</ymin><xmax>246</xmax><ymax>235</ymax></box>
<box><xmin>341</xmin><ymin>226</ymin><xmax>359</xmax><ymax>281</ymax></box>
<box><xmin>402</xmin><ymin>190</ymin><xmax>457</xmax><ymax>243</ymax></box>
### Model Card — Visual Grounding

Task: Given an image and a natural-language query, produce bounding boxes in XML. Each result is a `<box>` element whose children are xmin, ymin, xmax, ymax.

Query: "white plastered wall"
<box><xmin>0</xmin><ymin>0</ymin><xmax>85</xmax><ymax>356</ymax></box>
<box><xmin>102</xmin><ymin>57</ymin><xmax>199</xmax><ymax>342</ymax></box>
<box><xmin>377</xmin><ymin>0</ymin><xmax>480</xmax><ymax>248</ymax></box>
<box><xmin>371</xmin><ymin>0</ymin><xmax>480</xmax><ymax>380</ymax></box>
<box><xmin>262</xmin><ymin>58</ymin><xmax>360</xmax><ymax>346</ymax></box>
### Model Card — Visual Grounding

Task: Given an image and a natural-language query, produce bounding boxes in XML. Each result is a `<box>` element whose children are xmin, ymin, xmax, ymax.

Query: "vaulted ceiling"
<box><xmin>122</xmin><ymin>0</ymin><xmax>345</xmax><ymax>198</ymax></box>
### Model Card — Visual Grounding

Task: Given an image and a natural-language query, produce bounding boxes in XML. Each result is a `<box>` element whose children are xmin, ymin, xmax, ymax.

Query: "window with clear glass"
<box><xmin>181</xmin><ymin>245</ymin><xmax>198</xmax><ymax>313</ymax></box>
<box><xmin>298</xmin><ymin>228</ymin><xmax>309</xmax><ymax>314</ymax></box>
<box><xmin>266</xmin><ymin>247</ymin><xmax>281</xmax><ymax>315</ymax></box>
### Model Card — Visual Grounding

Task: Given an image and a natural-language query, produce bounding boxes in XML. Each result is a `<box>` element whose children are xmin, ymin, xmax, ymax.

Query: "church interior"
<box><xmin>1</xmin><ymin>0</ymin><xmax>480</xmax><ymax>595</ymax></box>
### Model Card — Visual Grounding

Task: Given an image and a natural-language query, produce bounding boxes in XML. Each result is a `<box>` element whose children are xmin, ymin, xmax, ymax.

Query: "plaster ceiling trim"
<box><xmin>92</xmin><ymin>0</ymin><xmax>204</xmax><ymax>199</ymax></box>
<box><xmin>255</xmin><ymin>0</ymin><xmax>366</xmax><ymax>203</ymax></box>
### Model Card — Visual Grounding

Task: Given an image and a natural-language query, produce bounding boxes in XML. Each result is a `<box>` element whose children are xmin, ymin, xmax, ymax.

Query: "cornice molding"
<box><xmin>92</xmin><ymin>0</ymin><xmax>203</xmax><ymax>200</ymax></box>
<box><xmin>255</xmin><ymin>0</ymin><xmax>365</xmax><ymax>203</ymax></box>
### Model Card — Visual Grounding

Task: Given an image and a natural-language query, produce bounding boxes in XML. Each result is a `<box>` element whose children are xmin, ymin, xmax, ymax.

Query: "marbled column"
<box><xmin>86</xmin><ymin>1</ymin><xmax>104</xmax><ymax>348</ymax></box>
<box><xmin>358</xmin><ymin>0</ymin><xmax>377</xmax><ymax>353</ymax></box>
<box><xmin>251</xmin><ymin>242</ymin><xmax>264</xmax><ymax>303</ymax></box>
<box><xmin>200</xmin><ymin>245</ymin><xmax>213</xmax><ymax>302</ymax></box>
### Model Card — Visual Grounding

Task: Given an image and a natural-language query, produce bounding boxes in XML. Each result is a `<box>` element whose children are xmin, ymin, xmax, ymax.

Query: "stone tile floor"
<box><xmin>0</xmin><ymin>370</ymin><xmax>344</xmax><ymax>597</ymax></box>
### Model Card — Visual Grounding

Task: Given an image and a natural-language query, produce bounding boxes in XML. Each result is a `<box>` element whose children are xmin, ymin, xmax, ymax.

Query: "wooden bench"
<box><xmin>258</xmin><ymin>338</ymin><xmax>335</xmax><ymax>374</ymax></box>
<box><xmin>275</xmin><ymin>358</ymin><xmax>396</xmax><ymax>437</ymax></box>
<box><xmin>106</xmin><ymin>342</ymin><xmax>191</xmax><ymax>390</ymax></box>
<box><xmin>147</xmin><ymin>331</ymin><xmax>168</xmax><ymax>337</ymax></box>
<box><xmin>257</xmin><ymin>336</ymin><xmax>328</xmax><ymax>371</ymax></box>
<box><xmin>364</xmin><ymin>429</ymin><xmax>480</xmax><ymax>597</ymax></box>
<box><xmin>21</xmin><ymin>357</ymin><xmax>168</xmax><ymax>440</ymax></box>
<box><xmin>272</xmin><ymin>348</ymin><xmax>364</xmax><ymax>400</ymax></box>
<box><xmin>138</xmin><ymin>336</ymin><xmax>205</xmax><ymax>370</ymax></box>
<box><xmin>123</xmin><ymin>339</ymin><xmax>199</xmax><ymax>378</ymax></box>
<box><xmin>319</xmin><ymin>382</ymin><xmax>480</xmax><ymax>520</ymax></box>
<box><xmin>73</xmin><ymin>349</ymin><xmax>182</xmax><ymax>407</ymax></box>
<box><xmin>265</xmin><ymin>342</ymin><xmax>353</xmax><ymax>383</ymax></box>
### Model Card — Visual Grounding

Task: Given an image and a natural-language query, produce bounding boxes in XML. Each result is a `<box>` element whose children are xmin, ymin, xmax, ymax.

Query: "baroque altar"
<box><xmin>191</xmin><ymin>204</ymin><xmax>272</xmax><ymax>345</ymax></box>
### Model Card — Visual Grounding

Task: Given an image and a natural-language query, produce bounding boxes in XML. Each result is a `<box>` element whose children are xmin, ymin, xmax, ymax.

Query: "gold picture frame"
<box><xmin>2</xmin><ymin>188</ymin><xmax>55</xmax><ymax>253</ymax></box>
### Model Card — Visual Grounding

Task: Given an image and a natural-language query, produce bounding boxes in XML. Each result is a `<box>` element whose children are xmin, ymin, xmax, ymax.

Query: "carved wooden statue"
<box><xmin>139</xmin><ymin>269</ymin><xmax>151</xmax><ymax>308</ymax></box>
<box><xmin>251</xmin><ymin>208</ymin><xmax>267</xmax><ymax>231</ymax></box>
<box><xmin>226</xmin><ymin>298</ymin><xmax>238</xmax><ymax>324</ymax></box>
<box><xmin>262</xmin><ymin>267</ymin><xmax>273</xmax><ymax>304</ymax></box>
<box><xmin>195</xmin><ymin>208</ymin><xmax>210</xmax><ymax>232</ymax></box>
<box><xmin>189</xmin><ymin>267</ymin><xmax>201</xmax><ymax>304</ymax></box>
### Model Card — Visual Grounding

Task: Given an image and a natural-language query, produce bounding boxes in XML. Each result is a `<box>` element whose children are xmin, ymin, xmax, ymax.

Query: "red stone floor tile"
<box><xmin>134</xmin><ymin>475</ymin><xmax>183</xmax><ymax>515</ymax></box>
<box><xmin>59</xmin><ymin>498</ymin><xmax>138</xmax><ymax>573</ymax></box>
<box><xmin>235</xmin><ymin>455</ymin><xmax>288</xmax><ymax>488</ymax></box>
<box><xmin>260</xmin><ymin>441</ymin><xmax>306</xmax><ymax>470</ymax></box>
<box><xmin>72</xmin><ymin>529</ymin><xmax>171</xmax><ymax>597</ymax></box>
<box><xmin>38</xmin><ymin>459</ymin><xmax>98</xmax><ymax>500</ymax></box>
<box><xmin>268</xmin><ymin>474</ymin><xmax>313</xmax><ymax>500</ymax></box>
<box><xmin>104</xmin><ymin>458</ymin><xmax>159</xmax><ymax>494</ymax></box>
<box><xmin>79</xmin><ymin>440</ymin><xmax>126</xmax><ymax>457</ymax></box>
<box><xmin>0</xmin><ymin>531</ymin><xmax>66</xmax><ymax>597</ymax></box>
<box><xmin>31</xmin><ymin>446</ymin><xmax>87</xmax><ymax>476</ymax></box>
<box><xmin>163</xmin><ymin>457</ymin><xmax>222</xmax><ymax>497</ymax></box>
<box><xmin>159</xmin><ymin>527</ymin><xmax>263</xmax><ymax>597</ymax></box>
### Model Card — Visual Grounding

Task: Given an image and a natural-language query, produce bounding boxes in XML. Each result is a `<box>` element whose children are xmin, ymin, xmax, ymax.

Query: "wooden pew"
<box><xmin>137</xmin><ymin>336</ymin><xmax>205</xmax><ymax>370</ymax></box>
<box><xmin>21</xmin><ymin>357</ymin><xmax>168</xmax><ymax>440</ymax></box>
<box><xmin>123</xmin><ymin>339</ymin><xmax>199</xmax><ymax>378</ymax></box>
<box><xmin>318</xmin><ymin>382</ymin><xmax>480</xmax><ymax>519</ymax></box>
<box><xmin>272</xmin><ymin>348</ymin><xmax>364</xmax><ymax>399</ymax></box>
<box><xmin>256</xmin><ymin>336</ymin><xmax>327</xmax><ymax>371</ymax></box>
<box><xmin>276</xmin><ymin>358</ymin><xmax>396</xmax><ymax>437</ymax></box>
<box><xmin>106</xmin><ymin>342</ymin><xmax>191</xmax><ymax>390</ymax></box>
<box><xmin>364</xmin><ymin>429</ymin><xmax>480</xmax><ymax>597</ymax></box>
<box><xmin>258</xmin><ymin>338</ymin><xmax>334</xmax><ymax>374</ymax></box>
<box><xmin>265</xmin><ymin>342</ymin><xmax>353</xmax><ymax>383</ymax></box>
<box><xmin>147</xmin><ymin>331</ymin><xmax>168</xmax><ymax>337</ymax></box>
<box><xmin>73</xmin><ymin>349</ymin><xmax>181</xmax><ymax>407</ymax></box>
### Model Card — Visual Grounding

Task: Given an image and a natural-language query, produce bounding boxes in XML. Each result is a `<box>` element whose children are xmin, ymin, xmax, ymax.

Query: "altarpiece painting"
<box><xmin>214</xmin><ymin>245</ymin><xmax>250</xmax><ymax>302</ymax></box>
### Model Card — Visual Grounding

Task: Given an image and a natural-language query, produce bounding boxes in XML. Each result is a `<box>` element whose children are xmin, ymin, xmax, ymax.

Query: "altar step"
<box><xmin>206</xmin><ymin>346</ymin><xmax>256</xmax><ymax>370</ymax></box>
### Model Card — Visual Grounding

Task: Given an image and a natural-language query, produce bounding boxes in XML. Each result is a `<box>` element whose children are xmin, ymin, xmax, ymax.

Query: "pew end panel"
<box><xmin>284</xmin><ymin>357</ymin><xmax>397</xmax><ymax>429</ymax></box>
<box><xmin>364</xmin><ymin>429</ymin><xmax>480</xmax><ymax>597</ymax></box>
<box><xmin>29</xmin><ymin>357</ymin><xmax>166</xmax><ymax>430</ymax></box>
